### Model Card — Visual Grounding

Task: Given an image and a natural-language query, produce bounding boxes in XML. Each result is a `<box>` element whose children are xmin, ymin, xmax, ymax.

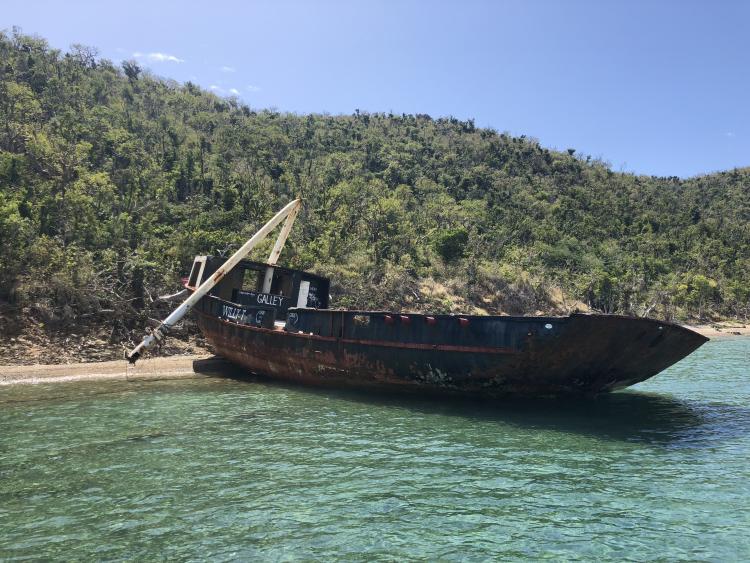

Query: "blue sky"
<box><xmin>3</xmin><ymin>0</ymin><xmax>748</xmax><ymax>177</ymax></box>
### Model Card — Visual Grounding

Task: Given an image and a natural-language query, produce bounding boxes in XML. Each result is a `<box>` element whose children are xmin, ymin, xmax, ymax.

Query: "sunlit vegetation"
<box><xmin>0</xmin><ymin>29</ymin><xmax>748</xmax><ymax>343</ymax></box>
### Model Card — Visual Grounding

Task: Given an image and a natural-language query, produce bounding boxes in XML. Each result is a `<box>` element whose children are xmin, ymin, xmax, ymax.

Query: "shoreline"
<box><xmin>684</xmin><ymin>322</ymin><xmax>750</xmax><ymax>338</ymax></box>
<box><xmin>0</xmin><ymin>322</ymin><xmax>746</xmax><ymax>386</ymax></box>
<box><xmin>0</xmin><ymin>355</ymin><xmax>240</xmax><ymax>386</ymax></box>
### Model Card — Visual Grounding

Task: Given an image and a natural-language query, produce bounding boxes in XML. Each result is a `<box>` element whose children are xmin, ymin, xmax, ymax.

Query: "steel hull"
<box><xmin>195</xmin><ymin>310</ymin><xmax>707</xmax><ymax>397</ymax></box>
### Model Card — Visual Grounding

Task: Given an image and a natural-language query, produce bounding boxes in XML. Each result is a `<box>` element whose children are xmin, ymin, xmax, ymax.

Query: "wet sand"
<box><xmin>0</xmin><ymin>355</ymin><xmax>239</xmax><ymax>386</ymax></box>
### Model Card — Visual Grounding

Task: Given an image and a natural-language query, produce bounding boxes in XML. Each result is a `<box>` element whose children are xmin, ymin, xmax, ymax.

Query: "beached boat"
<box><xmin>127</xmin><ymin>199</ymin><xmax>708</xmax><ymax>397</ymax></box>
<box><xmin>185</xmin><ymin>257</ymin><xmax>707</xmax><ymax>397</ymax></box>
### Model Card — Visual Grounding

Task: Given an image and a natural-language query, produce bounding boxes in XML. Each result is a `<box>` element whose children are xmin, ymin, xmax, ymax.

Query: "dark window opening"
<box><xmin>241</xmin><ymin>268</ymin><xmax>264</xmax><ymax>292</ymax></box>
<box><xmin>271</xmin><ymin>272</ymin><xmax>293</xmax><ymax>296</ymax></box>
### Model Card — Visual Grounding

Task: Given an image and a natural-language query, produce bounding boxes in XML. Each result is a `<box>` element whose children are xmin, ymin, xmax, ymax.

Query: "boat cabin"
<box><xmin>185</xmin><ymin>256</ymin><xmax>569</xmax><ymax>351</ymax></box>
<box><xmin>186</xmin><ymin>256</ymin><xmax>330</xmax><ymax>329</ymax></box>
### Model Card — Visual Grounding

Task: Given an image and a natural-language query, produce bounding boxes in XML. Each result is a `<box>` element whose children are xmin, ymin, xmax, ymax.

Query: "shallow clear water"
<box><xmin>1</xmin><ymin>338</ymin><xmax>749</xmax><ymax>561</ymax></box>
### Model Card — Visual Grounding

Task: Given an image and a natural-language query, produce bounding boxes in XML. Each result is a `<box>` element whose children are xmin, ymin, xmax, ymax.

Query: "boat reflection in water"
<box><xmin>193</xmin><ymin>356</ymin><xmax>734</xmax><ymax>447</ymax></box>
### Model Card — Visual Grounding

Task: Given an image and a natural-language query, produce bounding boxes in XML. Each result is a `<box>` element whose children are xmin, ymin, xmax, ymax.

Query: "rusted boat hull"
<box><xmin>195</xmin><ymin>309</ymin><xmax>707</xmax><ymax>397</ymax></box>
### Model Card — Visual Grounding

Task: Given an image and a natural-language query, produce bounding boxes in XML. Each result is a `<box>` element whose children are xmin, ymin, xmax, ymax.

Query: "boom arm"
<box><xmin>125</xmin><ymin>199</ymin><xmax>302</xmax><ymax>364</ymax></box>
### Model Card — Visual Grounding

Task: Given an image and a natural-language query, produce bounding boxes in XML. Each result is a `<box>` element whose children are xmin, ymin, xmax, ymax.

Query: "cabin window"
<box><xmin>241</xmin><ymin>268</ymin><xmax>264</xmax><ymax>292</ymax></box>
<box><xmin>271</xmin><ymin>271</ymin><xmax>293</xmax><ymax>297</ymax></box>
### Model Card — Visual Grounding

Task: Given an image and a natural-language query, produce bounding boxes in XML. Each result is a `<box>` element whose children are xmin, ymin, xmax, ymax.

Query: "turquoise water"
<box><xmin>1</xmin><ymin>339</ymin><xmax>749</xmax><ymax>561</ymax></box>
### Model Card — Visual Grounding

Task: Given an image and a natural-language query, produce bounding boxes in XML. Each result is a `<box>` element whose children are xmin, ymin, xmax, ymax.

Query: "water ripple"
<box><xmin>1</xmin><ymin>338</ymin><xmax>749</xmax><ymax>560</ymax></box>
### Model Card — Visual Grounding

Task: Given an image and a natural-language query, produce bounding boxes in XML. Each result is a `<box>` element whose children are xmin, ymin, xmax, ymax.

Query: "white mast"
<box><xmin>261</xmin><ymin>198</ymin><xmax>302</xmax><ymax>293</ymax></box>
<box><xmin>126</xmin><ymin>199</ymin><xmax>302</xmax><ymax>363</ymax></box>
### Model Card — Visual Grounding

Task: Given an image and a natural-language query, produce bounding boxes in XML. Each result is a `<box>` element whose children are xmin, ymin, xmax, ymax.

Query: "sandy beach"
<box><xmin>685</xmin><ymin>322</ymin><xmax>750</xmax><ymax>338</ymax></box>
<box><xmin>0</xmin><ymin>355</ymin><xmax>241</xmax><ymax>386</ymax></box>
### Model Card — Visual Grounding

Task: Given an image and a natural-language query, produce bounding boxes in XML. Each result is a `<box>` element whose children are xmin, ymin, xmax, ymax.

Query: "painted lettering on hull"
<box><xmin>222</xmin><ymin>305</ymin><xmax>247</xmax><ymax>323</ymax></box>
<box><xmin>256</xmin><ymin>293</ymin><xmax>284</xmax><ymax>307</ymax></box>
<box><xmin>237</xmin><ymin>290</ymin><xmax>287</xmax><ymax>309</ymax></box>
<box><xmin>221</xmin><ymin>304</ymin><xmax>268</xmax><ymax>327</ymax></box>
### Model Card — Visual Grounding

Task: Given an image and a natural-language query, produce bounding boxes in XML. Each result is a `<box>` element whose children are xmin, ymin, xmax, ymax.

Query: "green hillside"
<box><xmin>1</xmin><ymin>29</ymin><xmax>748</xmax><ymax>344</ymax></box>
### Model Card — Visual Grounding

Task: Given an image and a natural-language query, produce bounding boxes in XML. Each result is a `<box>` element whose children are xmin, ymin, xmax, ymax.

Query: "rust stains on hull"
<box><xmin>194</xmin><ymin>310</ymin><xmax>708</xmax><ymax>398</ymax></box>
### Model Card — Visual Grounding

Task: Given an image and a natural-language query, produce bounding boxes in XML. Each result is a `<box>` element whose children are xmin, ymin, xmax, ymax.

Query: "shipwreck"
<box><xmin>127</xmin><ymin>200</ymin><xmax>708</xmax><ymax>397</ymax></box>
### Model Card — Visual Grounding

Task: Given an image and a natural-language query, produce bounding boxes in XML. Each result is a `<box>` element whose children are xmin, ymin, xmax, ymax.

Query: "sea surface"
<box><xmin>1</xmin><ymin>338</ymin><xmax>749</xmax><ymax>561</ymax></box>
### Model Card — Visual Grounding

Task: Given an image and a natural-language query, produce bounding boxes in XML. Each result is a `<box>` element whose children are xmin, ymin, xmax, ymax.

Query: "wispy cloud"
<box><xmin>209</xmin><ymin>85</ymin><xmax>241</xmax><ymax>97</ymax></box>
<box><xmin>726</xmin><ymin>132</ymin><xmax>735</xmax><ymax>138</ymax></box>
<box><xmin>133</xmin><ymin>51</ymin><xmax>185</xmax><ymax>63</ymax></box>
<box><xmin>247</xmin><ymin>84</ymin><xmax>261</xmax><ymax>92</ymax></box>
<box><xmin>220</xmin><ymin>65</ymin><xmax>236</xmax><ymax>73</ymax></box>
